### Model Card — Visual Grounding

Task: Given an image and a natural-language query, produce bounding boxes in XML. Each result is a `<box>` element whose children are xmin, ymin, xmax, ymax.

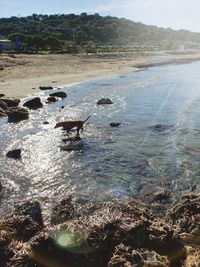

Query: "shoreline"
<box><xmin>1</xmin><ymin>51</ymin><xmax>200</xmax><ymax>99</ymax></box>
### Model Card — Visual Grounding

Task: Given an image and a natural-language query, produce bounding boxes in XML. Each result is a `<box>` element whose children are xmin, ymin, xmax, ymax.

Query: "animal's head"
<box><xmin>54</xmin><ymin>122</ymin><xmax>63</xmax><ymax>128</ymax></box>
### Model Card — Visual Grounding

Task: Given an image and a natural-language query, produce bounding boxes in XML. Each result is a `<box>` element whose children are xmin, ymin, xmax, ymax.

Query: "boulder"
<box><xmin>110</xmin><ymin>122</ymin><xmax>121</xmax><ymax>127</ymax></box>
<box><xmin>149</xmin><ymin>124</ymin><xmax>174</xmax><ymax>132</ymax></box>
<box><xmin>7</xmin><ymin>107</ymin><xmax>29</xmax><ymax>122</ymax></box>
<box><xmin>14</xmin><ymin>201</ymin><xmax>44</xmax><ymax>227</ymax></box>
<box><xmin>49</xmin><ymin>91</ymin><xmax>67</xmax><ymax>98</ymax></box>
<box><xmin>97</xmin><ymin>98</ymin><xmax>113</xmax><ymax>105</ymax></box>
<box><xmin>0</xmin><ymin>181</ymin><xmax>2</xmax><ymax>191</ymax></box>
<box><xmin>6</xmin><ymin>149</ymin><xmax>21</xmax><ymax>159</ymax></box>
<box><xmin>43</xmin><ymin>121</ymin><xmax>49</xmax><ymax>125</ymax></box>
<box><xmin>0</xmin><ymin>108</ymin><xmax>6</xmax><ymax>117</ymax></box>
<box><xmin>39</xmin><ymin>86</ymin><xmax>53</xmax><ymax>90</ymax></box>
<box><xmin>47</xmin><ymin>96</ymin><xmax>57</xmax><ymax>103</ymax></box>
<box><xmin>0</xmin><ymin>100</ymin><xmax>9</xmax><ymax>111</ymax></box>
<box><xmin>23</xmin><ymin>97</ymin><xmax>43</xmax><ymax>109</ymax></box>
<box><xmin>0</xmin><ymin>93</ymin><xmax>5</xmax><ymax>97</ymax></box>
<box><xmin>51</xmin><ymin>198</ymin><xmax>75</xmax><ymax>225</ymax></box>
<box><xmin>0</xmin><ymin>97</ymin><xmax>20</xmax><ymax>107</ymax></box>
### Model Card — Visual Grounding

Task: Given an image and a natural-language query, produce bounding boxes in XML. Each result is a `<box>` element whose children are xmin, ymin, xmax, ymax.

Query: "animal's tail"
<box><xmin>83</xmin><ymin>115</ymin><xmax>91</xmax><ymax>123</ymax></box>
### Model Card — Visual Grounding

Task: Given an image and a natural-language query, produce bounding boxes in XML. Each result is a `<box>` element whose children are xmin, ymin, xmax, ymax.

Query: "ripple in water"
<box><xmin>1</xmin><ymin>62</ymin><xmax>200</xmax><ymax>219</ymax></box>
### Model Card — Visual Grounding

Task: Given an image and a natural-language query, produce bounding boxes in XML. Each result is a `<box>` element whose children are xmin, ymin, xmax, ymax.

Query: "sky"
<box><xmin>1</xmin><ymin>0</ymin><xmax>200</xmax><ymax>32</ymax></box>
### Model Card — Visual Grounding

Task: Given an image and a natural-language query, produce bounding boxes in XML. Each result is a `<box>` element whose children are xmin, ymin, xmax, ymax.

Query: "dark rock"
<box><xmin>7</xmin><ymin>107</ymin><xmax>29</xmax><ymax>122</ymax></box>
<box><xmin>97</xmin><ymin>98</ymin><xmax>113</xmax><ymax>105</ymax></box>
<box><xmin>5</xmin><ymin>215</ymin><xmax>43</xmax><ymax>242</ymax></box>
<box><xmin>0</xmin><ymin>108</ymin><xmax>6</xmax><ymax>117</ymax></box>
<box><xmin>43</xmin><ymin>121</ymin><xmax>49</xmax><ymax>125</ymax></box>
<box><xmin>108</xmin><ymin>243</ymin><xmax>144</xmax><ymax>267</ymax></box>
<box><xmin>62</xmin><ymin>136</ymin><xmax>81</xmax><ymax>143</ymax></box>
<box><xmin>51</xmin><ymin>198</ymin><xmax>75</xmax><ymax>225</ymax></box>
<box><xmin>0</xmin><ymin>97</ymin><xmax>20</xmax><ymax>107</ymax></box>
<box><xmin>0</xmin><ymin>93</ymin><xmax>5</xmax><ymax>97</ymax></box>
<box><xmin>110</xmin><ymin>122</ymin><xmax>121</xmax><ymax>127</ymax></box>
<box><xmin>0</xmin><ymin>181</ymin><xmax>2</xmax><ymax>191</ymax></box>
<box><xmin>0</xmin><ymin>66</ymin><xmax>4</xmax><ymax>70</ymax></box>
<box><xmin>61</xmin><ymin>105</ymin><xmax>65</xmax><ymax>109</ymax></box>
<box><xmin>60</xmin><ymin>140</ymin><xmax>84</xmax><ymax>151</ymax></box>
<box><xmin>149</xmin><ymin>124</ymin><xmax>174</xmax><ymax>132</ymax></box>
<box><xmin>23</xmin><ymin>97</ymin><xmax>43</xmax><ymax>109</ymax></box>
<box><xmin>153</xmin><ymin>188</ymin><xmax>171</xmax><ymax>203</ymax></box>
<box><xmin>39</xmin><ymin>86</ymin><xmax>53</xmax><ymax>90</ymax></box>
<box><xmin>0</xmin><ymin>100</ymin><xmax>9</xmax><ymax>111</ymax></box>
<box><xmin>168</xmin><ymin>194</ymin><xmax>200</xmax><ymax>237</ymax></box>
<box><xmin>47</xmin><ymin>96</ymin><xmax>57</xmax><ymax>102</ymax></box>
<box><xmin>6</xmin><ymin>149</ymin><xmax>21</xmax><ymax>159</ymax></box>
<box><xmin>49</xmin><ymin>91</ymin><xmax>67</xmax><ymax>98</ymax></box>
<box><xmin>14</xmin><ymin>201</ymin><xmax>44</xmax><ymax>227</ymax></box>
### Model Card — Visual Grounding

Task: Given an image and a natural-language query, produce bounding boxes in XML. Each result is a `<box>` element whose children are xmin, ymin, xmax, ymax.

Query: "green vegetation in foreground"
<box><xmin>1</xmin><ymin>13</ymin><xmax>200</xmax><ymax>53</ymax></box>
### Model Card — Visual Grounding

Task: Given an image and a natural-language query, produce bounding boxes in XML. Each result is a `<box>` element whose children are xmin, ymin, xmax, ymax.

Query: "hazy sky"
<box><xmin>1</xmin><ymin>0</ymin><xmax>199</xmax><ymax>32</ymax></box>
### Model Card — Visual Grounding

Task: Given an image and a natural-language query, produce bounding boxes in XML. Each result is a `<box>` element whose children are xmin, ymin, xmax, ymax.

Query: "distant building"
<box><xmin>0</xmin><ymin>39</ymin><xmax>13</xmax><ymax>52</ymax></box>
<box><xmin>179</xmin><ymin>45</ymin><xmax>185</xmax><ymax>51</ymax></box>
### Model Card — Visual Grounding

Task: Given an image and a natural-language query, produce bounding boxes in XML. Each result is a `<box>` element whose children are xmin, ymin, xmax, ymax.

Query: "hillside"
<box><xmin>0</xmin><ymin>13</ymin><xmax>200</xmax><ymax>51</ymax></box>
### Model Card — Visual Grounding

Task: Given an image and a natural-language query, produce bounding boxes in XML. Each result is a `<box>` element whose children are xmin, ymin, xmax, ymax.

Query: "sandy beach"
<box><xmin>1</xmin><ymin>51</ymin><xmax>200</xmax><ymax>98</ymax></box>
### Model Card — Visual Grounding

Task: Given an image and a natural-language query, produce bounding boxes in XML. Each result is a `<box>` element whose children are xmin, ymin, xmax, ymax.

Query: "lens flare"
<box><xmin>56</xmin><ymin>230</ymin><xmax>83</xmax><ymax>250</ymax></box>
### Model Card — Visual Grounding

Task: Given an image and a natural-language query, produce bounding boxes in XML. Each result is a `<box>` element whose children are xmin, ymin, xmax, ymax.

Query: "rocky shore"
<box><xmin>0</xmin><ymin>194</ymin><xmax>199</xmax><ymax>267</ymax></box>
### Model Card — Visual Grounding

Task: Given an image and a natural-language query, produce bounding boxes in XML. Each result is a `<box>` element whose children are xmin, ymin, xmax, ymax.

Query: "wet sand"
<box><xmin>1</xmin><ymin>51</ymin><xmax>200</xmax><ymax>98</ymax></box>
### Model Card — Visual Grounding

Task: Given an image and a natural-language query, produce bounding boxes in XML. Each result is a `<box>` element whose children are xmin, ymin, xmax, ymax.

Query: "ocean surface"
<box><xmin>1</xmin><ymin>61</ymin><xmax>200</xmax><ymax>219</ymax></box>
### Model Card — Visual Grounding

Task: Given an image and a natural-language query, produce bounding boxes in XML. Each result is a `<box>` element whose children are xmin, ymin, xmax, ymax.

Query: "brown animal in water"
<box><xmin>55</xmin><ymin>116</ymin><xmax>91</xmax><ymax>136</ymax></box>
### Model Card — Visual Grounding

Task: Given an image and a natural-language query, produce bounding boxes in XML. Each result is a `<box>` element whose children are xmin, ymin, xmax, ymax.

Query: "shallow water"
<box><xmin>1</xmin><ymin>61</ymin><xmax>200</xmax><ymax>218</ymax></box>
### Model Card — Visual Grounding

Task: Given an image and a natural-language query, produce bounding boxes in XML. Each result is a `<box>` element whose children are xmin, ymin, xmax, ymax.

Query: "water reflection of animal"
<box><xmin>54</xmin><ymin>116</ymin><xmax>91</xmax><ymax>136</ymax></box>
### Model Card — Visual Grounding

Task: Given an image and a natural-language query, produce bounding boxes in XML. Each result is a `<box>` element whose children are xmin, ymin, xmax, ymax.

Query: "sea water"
<box><xmin>1</xmin><ymin>61</ymin><xmax>200</xmax><ymax>218</ymax></box>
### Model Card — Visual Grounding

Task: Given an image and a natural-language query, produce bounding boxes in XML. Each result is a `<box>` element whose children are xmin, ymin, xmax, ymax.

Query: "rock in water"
<box><xmin>110</xmin><ymin>122</ymin><xmax>121</xmax><ymax>127</ymax></box>
<box><xmin>0</xmin><ymin>100</ymin><xmax>9</xmax><ymax>111</ymax></box>
<box><xmin>49</xmin><ymin>91</ymin><xmax>67</xmax><ymax>98</ymax></box>
<box><xmin>47</xmin><ymin>96</ymin><xmax>57</xmax><ymax>103</ymax></box>
<box><xmin>0</xmin><ymin>97</ymin><xmax>20</xmax><ymax>107</ymax></box>
<box><xmin>7</xmin><ymin>107</ymin><xmax>29</xmax><ymax>122</ymax></box>
<box><xmin>97</xmin><ymin>98</ymin><xmax>113</xmax><ymax>105</ymax></box>
<box><xmin>0</xmin><ymin>108</ymin><xmax>6</xmax><ymax>117</ymax></box>
<box><xmin>6</xmin><ymin>149</ymin><xmax>21</xmax><ymax>159</ymax></box>
<box><xmin>23</xmin><ymin>97</ymin><xmax>43</xmax><ymax>109</ymax></box>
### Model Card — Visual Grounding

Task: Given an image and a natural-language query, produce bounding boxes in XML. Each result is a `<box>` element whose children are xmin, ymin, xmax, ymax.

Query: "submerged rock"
<box><xmin>49</xmin><ymin>91</ymin><xmax>67</xmax><ymax>98</ymax></box>
<box><xmin>7</xmin><ymin>107</ymin><xmax>29</xmax><ymax>122</ymax></box>
<box><xmin>149</xmin><ymin>124</ymin><xmax>174</xmax><ymax>132</ymax></box>
<box><xmin>110</xmin><ymin>122</ymin><xmax>121</xmax><ymax>127</ymax></box>
<box><xmin>97</xmin><ymin>98</ymin><xmax>113</xmax><ymax>105</ymax></box>
<box><xmin>47</xmin><ymin>96</ymin><xmax>57</xmax><ymax>102</ymax></box>
<box><xmin>23</xmin><ymin>97</ymin><xmax>43</xmax><ymax>109</ymax></box>
<box><xmin>60</xmin><ymin>139</ymin><xmax>84</xmax><ymax>151</ymax></box>
<box><xmin>6</xmin><ymin>149</ymin><xmax>21</xmax><ymax>159</ymax></box>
